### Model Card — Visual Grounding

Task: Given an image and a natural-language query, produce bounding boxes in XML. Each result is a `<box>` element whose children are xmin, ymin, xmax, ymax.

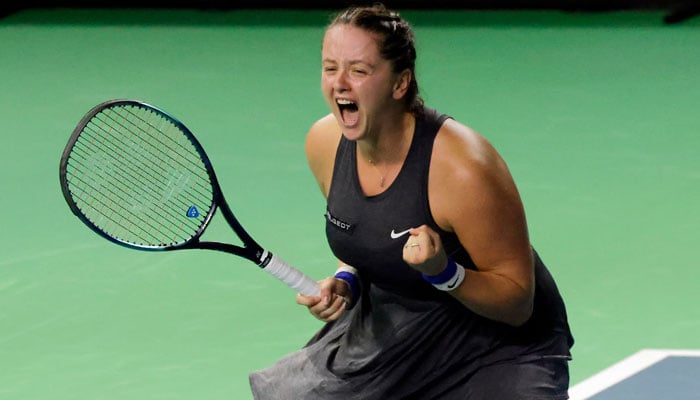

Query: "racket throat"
<box><xmin>257</xmin><ymin>249</ymin><xmax>275</xmax><ymax>268</ymax></box>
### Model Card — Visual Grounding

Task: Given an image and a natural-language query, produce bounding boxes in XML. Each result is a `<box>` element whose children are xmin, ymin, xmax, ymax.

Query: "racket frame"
<box><xmin>60</xmin><ymin>99</ymin><xmax>268</xmax><ymax>267</ymax></box>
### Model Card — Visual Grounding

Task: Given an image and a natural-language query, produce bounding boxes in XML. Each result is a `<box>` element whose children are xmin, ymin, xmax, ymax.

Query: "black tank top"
<box><xmin>325</xmin><ymin>107</ymin><xmax>573</xmax><ymax>349</ymax></box>
<box><xmin>325</xmin><ymin>108</ymin><xmax>472</xmax><ymax>299</ymax></box>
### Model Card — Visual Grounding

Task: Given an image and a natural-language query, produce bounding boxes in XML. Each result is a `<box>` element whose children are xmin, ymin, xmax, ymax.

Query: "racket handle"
<box><xmin>261</xmin><ymin>252</ymin><xmax>321</xmax><ymax>296</ymax></box>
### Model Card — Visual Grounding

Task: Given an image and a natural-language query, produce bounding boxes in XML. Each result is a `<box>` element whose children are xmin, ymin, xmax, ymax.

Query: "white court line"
<box><xmin>569</xmin><ymin>349</ymin><xmax>700</xmax><ymax>399</ymax></box>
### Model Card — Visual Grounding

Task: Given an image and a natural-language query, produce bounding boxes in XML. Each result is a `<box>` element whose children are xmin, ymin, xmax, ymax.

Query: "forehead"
<box><xmin>322</xmin><ymin>24</ymin><xmax>382</xmax><ymax>62</ymax></box>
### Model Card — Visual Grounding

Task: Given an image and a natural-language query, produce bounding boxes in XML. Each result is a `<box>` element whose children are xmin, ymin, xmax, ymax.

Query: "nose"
<box><xmin>333</xmin><ymin>69</ymin><xmax>350</xmax><ymax>92</ymax></box>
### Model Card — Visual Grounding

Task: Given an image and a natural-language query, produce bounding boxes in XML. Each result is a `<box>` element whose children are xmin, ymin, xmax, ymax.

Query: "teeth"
<box><xmin>337</xmin><ymin>99</ymin><xmax>355</xmax><ymax>105</ymax></box>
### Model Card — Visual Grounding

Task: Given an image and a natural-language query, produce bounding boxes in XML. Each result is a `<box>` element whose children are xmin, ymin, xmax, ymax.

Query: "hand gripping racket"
<box><xmin>59</xmin><ymin>99</ymin><xmax>320</xmax><ymax>296</ymax></box>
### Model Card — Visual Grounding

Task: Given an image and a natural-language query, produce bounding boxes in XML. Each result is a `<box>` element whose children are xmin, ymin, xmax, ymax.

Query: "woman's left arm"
<box><xmin>406</xmin><ymin>119</ymin><xmax>535</xmax><ymax>326</ymax></box>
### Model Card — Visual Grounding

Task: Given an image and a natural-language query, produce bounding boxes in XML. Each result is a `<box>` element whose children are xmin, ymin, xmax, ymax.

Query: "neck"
<box><xmin>357</xmin><ymin>112</ymin><xmax>415</xmax><ymax>165</ymax></box>
<box><xmin>355</xmin><ymin>112</ymin><xmax>416</xmax><ymax>192</ymax></box>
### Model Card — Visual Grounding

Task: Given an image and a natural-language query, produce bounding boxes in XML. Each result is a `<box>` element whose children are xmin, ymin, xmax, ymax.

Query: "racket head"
<box><xmin>59</xmin><ymin>99</ymin><xmax>220</xmax><ymax>251</ymax></box>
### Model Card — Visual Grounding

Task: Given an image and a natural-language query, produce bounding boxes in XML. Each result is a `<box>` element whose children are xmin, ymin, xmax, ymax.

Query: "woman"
<box><xmin>250</xmin><ymin>5</ymin><xmax>573</xmax><ymax>399</ymax></box>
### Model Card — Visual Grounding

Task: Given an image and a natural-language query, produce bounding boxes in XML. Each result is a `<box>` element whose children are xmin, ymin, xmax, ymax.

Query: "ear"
<box><xmin>392</xmin><ymin>69</ymin><xmax>412</xmax><ymax>100</ymax></box>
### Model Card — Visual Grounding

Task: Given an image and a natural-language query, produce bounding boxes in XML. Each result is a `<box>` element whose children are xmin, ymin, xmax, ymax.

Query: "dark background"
<box><xmin>1</xmin><ymin>0</ymin><xmax>696</xmax><ymax>11</ymax></box>
<box><xmin>3</xmin><ymin>1</ymin><xmax>699</xmax><ymax>24</ymax></box>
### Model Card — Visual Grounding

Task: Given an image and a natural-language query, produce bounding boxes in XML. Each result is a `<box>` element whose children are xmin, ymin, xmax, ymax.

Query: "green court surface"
<box><xmin>1</xmin><ymin>8</ymin><xmax>698</xmax><ymax>399</ymax></box>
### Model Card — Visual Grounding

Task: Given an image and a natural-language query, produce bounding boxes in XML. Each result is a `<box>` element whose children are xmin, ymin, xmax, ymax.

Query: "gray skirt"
<box><xmin>249</xmin><ymin>284</ymin><xmax>570</xmax><ymax>400</ymax></box>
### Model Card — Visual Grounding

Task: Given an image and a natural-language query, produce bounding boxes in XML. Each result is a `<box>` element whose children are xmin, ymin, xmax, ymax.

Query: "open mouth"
<box><xmin>337</xmin><ymin>98</ymin><xmax>359</xmax><ymax>126</ymax></box>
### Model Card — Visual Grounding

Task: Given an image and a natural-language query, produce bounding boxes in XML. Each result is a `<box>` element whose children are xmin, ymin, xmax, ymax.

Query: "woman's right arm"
<box><xmin>298</xmin><ymin>115</ymin><xmax>348</xmax><ymax>321</ymax></box>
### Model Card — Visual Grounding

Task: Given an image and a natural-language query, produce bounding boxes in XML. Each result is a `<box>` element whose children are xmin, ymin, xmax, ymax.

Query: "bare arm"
<box><xmin>298</xmin><ymin>115</ymin><xmax>350</xmax><ymax>321</ymax></box>
<box><xmin>410</xmin><ymin>119</ymin><xmax>535</xmax><ymax>326</ymax></box>
<box><xmin>304</xmin><ymin>114</ymin><xmax>342</xmax><ymax>198</ymax></box>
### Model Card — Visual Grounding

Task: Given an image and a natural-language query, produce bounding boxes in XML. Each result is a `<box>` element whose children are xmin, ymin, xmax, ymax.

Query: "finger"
<box><xmin>324</xmin><ymin>301</ymin><xmax>347</xmax><ymax>322</ymax></box>
<box><xmin>403</xmin><ymin>233</ymin><xmax>432</xmax><ymax>263</ymax></box>
<box><xmin>316</xmin><ymin>277</ymin><xmax>336</xmax><ymax>306</ymax></box>
<box><xmin>313</xmin><ymin>294</ymin><xmax>346</xmax><ymax>321</ymax></box>
<box><xmin>319</xmin><ymin>286</ymin><xmax>333</xmax><ymax>306</ymax></box>
<box><xmin>296</xmin><ymin>293</ymin><xmax>321</xmax><ymax>307</ymax></box>
<box><xmin>323</xmin><ymin>295</ymin><xmax>347</xmax><ymax>321</ymax></box>
<box><xmin>297</xmin><ymin>276</ymin><xmax>335</xmax><ymax>307</ymax></box>
<box><xmin>406</xmin><ymin>226</ymin><xmax>442</xmax><ymax>254</ymax></box>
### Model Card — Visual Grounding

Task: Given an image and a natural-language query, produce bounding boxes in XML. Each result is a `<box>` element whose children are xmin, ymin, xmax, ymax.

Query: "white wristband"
<box><xmin>335</xmin><ymin>263</ymin><xmax>359</xmax><ymax>276</ymax></box>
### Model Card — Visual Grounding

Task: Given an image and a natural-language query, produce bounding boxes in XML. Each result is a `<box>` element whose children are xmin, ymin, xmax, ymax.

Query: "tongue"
<box><xmin>342</xmin><ymin>109</ymin><xmax>359</xmax><ymax>126</ymax></box>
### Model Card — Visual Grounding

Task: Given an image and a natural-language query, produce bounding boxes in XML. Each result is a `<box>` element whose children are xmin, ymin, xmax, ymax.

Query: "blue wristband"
<box><xmin>421</xmin><ymin>258</ymin><xmax>458</xmax><ymax>284</ymax></box>
<box><xmin>334</xmin><ymin>270</ymin><xmax>361</xmax><ymax>309</ymax></box>
<box><xmin>421</xmin><ymin>258</ymin><xmax>465</xmax><ymax>291</ymax></box>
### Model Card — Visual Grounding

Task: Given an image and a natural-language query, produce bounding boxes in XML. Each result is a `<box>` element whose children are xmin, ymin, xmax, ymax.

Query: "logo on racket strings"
<box><xmin>186</xmin><ymin>206</ymin><xmax>200</xmax><ymax>218</ymax></box>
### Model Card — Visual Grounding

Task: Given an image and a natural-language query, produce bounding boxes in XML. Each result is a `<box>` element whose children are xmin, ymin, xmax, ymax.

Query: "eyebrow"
<box><xmin>322</xmin><ymin>58</ymin><xmax>376</xmax><ymax>68</ymax></box>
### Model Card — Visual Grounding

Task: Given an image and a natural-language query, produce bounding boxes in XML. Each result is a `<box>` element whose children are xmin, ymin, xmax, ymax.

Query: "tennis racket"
<box><xmin>59</xmin><ymin>99</ymin><xmax>320</xmax><ymax>296</ymax></box>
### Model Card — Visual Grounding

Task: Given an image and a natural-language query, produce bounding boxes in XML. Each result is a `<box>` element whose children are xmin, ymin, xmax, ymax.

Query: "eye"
<box><xmin>322</xmin><ymin>65</ymin><xmax>337</xmax><ymax>74</ymax></box>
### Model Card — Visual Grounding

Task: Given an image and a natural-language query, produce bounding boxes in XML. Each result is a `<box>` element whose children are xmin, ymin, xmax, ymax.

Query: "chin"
<box><xmin>340</xmin><ymin>129</ymin><xmax>360</xmax><ymax>141</ymax></box>
<box><xmin>339</xmin><ymin>125</ymin><xmax>365</xmax><ymax>141</ymax></box>
<box><xmin>334</xmin><ymin>116</ymin><xmax>364</xmax><ymax>140</ymax></box>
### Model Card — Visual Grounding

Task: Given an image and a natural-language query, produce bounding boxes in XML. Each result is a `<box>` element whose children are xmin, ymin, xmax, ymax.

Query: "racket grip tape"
<box><xmin>261</xmin><ymin>252</ymin><xmax>321</xmax><ymax>296</ymax></box>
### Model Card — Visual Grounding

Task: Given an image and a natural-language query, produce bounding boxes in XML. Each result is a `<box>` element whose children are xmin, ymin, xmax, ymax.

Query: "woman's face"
<box><xmin>321</xmin><ymin>24</ymin><xmax>400</xmax><ymax>140</ymax></box>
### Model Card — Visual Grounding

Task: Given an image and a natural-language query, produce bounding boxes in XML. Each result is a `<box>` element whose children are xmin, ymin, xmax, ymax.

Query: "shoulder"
<box><xmin>429</xmin><ymin>119</ymin><xmax>518</xmax><ymax>231</ymax></box>
<box><xmin>433</xmin><ymin>119</ymin><xmax>506</xmax><ymax>180</ymax></box>
<box><xmin>306</xmin><ymin>114</ymin><xmax>341</xmax><ymax>147</ymax></box>
<box><xmin>305</xmin><ymin>114</ymin><xmax>343</xmax><ymax>197</ymax></box>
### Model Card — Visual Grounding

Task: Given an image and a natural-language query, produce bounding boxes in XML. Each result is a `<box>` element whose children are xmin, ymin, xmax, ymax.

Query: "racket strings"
<box><xmin>66</xmin><ymin>149</ymin><xmax>189</xmax><ymax>246</ymax></box>
<box><xmin>67</xmin><ymin>126</ymin><xmax>197</xmax><ymax>244</ymax></box>
<box><xmin>78</xmin><ymin>108</ymin><xmax>211</xmax><ymax>210</ymax></box>
<box><xmin>65</xmin><ymin>104</ymin><xmax>215</xmax><ymax>247</ymax></box>
<box><xmin>102</xmin><ymin>104</ymin><xmax>212</xmax><ymax>235</ymax></box>
<box><xmin>70</xmin><ymin>107</ymin><xmax>209</xmax><ymax>245</ymax></box>
<box><xmin>110</xmin><ymin>106</ymin><xmax>212</xmax><ymax>189</ymax></box>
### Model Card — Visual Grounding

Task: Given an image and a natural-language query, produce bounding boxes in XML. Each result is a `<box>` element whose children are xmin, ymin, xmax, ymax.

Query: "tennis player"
<box><xmin>250</xmin><ymin>4</ymin><xmax>574</xmax><ymax>399</ymax></box>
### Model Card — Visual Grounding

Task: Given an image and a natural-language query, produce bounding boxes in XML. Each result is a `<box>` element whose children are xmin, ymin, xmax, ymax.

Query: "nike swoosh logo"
<box><xmin>446</xmin><ymin>276</ymin><xmax>460</xmax><ymax>289</ymax></box>
<box><xmin>390</xmin><ymin>229</ymin><xmax>411</xmax><ymax>239</ymax></box>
